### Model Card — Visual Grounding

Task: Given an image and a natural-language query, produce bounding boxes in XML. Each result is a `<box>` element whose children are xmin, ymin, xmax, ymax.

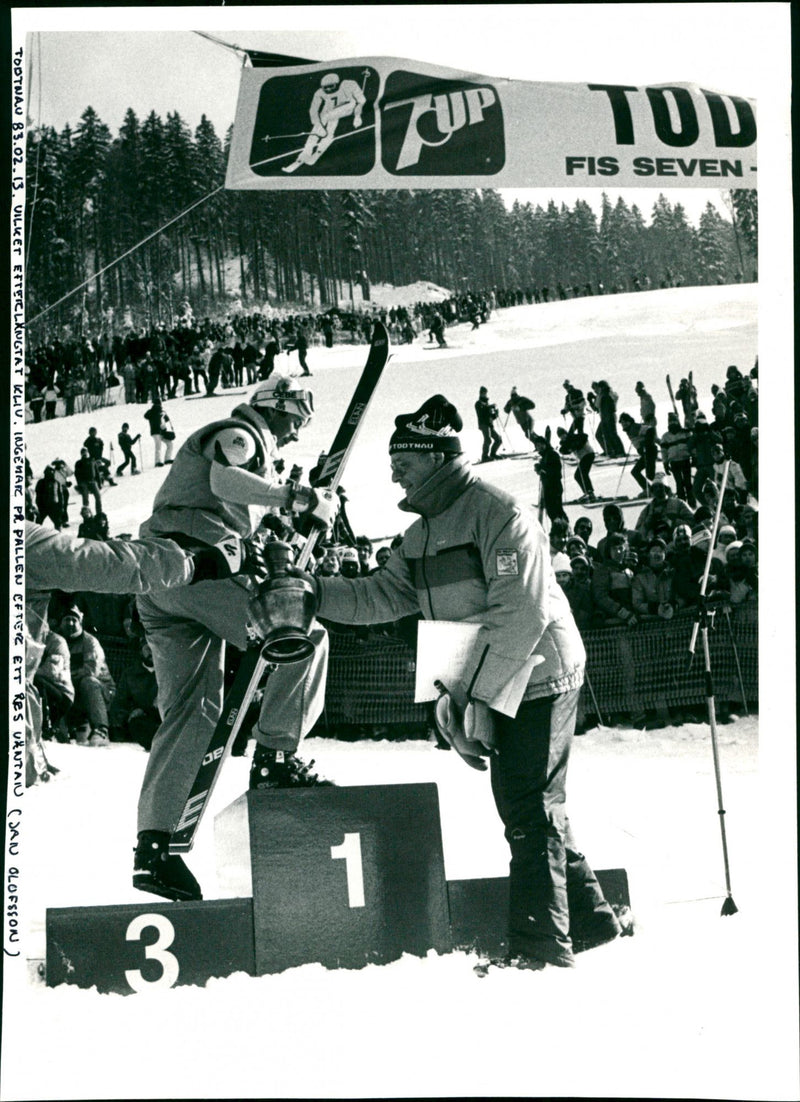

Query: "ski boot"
<box><xmin>249</xmin><ymin>745</ymin><xmax>333</xmax><ymax>790</ymax></box>
<box><xmin>133</xmin><ymin>830</ymin><xmax>202</xmax><ymax>902</ymax></box>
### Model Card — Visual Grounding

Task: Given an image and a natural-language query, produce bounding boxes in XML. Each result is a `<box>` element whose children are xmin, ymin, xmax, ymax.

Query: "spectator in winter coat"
<box><xmin>667</xmin><ymin>524</ymin><xmax>703</xmax><ymax>608</ymax></box>
<box><xmin>573</xmin><ymin>516</ymin><xmax>598</xmax><ymax>562</ymax></box>
<box><xmin>144</xmin><ymin>400</ymin><xmax>175</xmax><ymax>467</ymax></box>
<box><xmin>591</xmin><ymin>533</ymin><xmax>637</xmax><ymax>627</ymax></box>
<box><xmin>565</xmin><ymin>535</ymin><xmax>588</xmax><ymax>563</ymax></box>
<box><xmin>315</xmin><ymin>392</ymin><xmax>623</xmax><ymax>970</ymax></box>
<box><xmin>503</xmin><ymin>387</ymin><xmax>535</xmax><ymax>441</ymax></box>
<box><xmin>551</xmin><ymin>552</ymin><xmax>573</xmax><ymax>587</ymax></box>
<box><xmin>55</xmin><ymin>602</ymin><xmax>116</xmax><ymax>746</ymax></box>
<box><xmin>533</xmin><ymin>431</ymin><xmax>567</xmax><ymax>523</ymax></box>
<box><xmin>32</xmin><ymin>630</ymin><xmax>74</xmax><ymax>741</ymax></box>
<box><xmin>619</xmin><ymin>413</ymin><xmax>659</xmax><ymax>497</ymax></box>
<box><xmin>557</xmin><ymin>424</ymin><xmax>595</xmax><ymax>502</ymax></box>
<box><xmin>634</xmin><ymin>480</ymin><xmax>695</xmax><ymax>543</ymax></box>
<box><xmin>28</xmin><ymin>386</ymin><xmax>45</xmax><ymax>423</ymax></box>
<box><xmin>35</xmin><ymin>466</ymin><xmax>65</xmax><ymax>529</ymax></box>
<box><xmin>631</xmin><ymin>538</ymin><xmax>676</xmax><ymax>620</ymax></box>
<box><xmin>74</xmin><ymin>448</ymin><xmax>104</xmax><ymax>515</ymax></box>
<box><xmin>675</xmin><ymin>377</ymin><xmax>698</xmax><ymax>427</ymax></box>
<box><xmin>711</xmin><ymin>524</ymin><xmax>738</xmax><ymax>566</ymax></box>
<box><xmin>355</xmin><ymin>536</ymin><xmax>374</xmax><ymax>575</ymax></box>
<box><xmin>736</xmin><ymin>503</ymin><xmax>758</xmax><ymax>543</ymax></box>
<box><xmin>548</xmin><ymin>516</ymin><xmax>570</xmax><ymax>559</ymax></box>
<box><xmin>561</xmin><ymin>381</ymin><xmax>586</xmax><ymax>432</ymax></box>
<box><xmin>109</xmin><ymin>640</ymin><xmax>160</xmax><ymax>750</ymax></box>
<box><xmin>635</xmin><ymin>380</ymin><xmax>656</xmax><ymax>428</ymax></box>
<box><xmin>562</xmin><ymin>554</ymin><xmax>595</xmax><ymax>634</ymax></box>
<box><xmin>710</xmin><ymin>385</ymin><xmax>728</xmax><ymax>430</ymax></box>
<box><xmin>592</xmin><ymin>380</ymin><xmax>625</xmax><ymax>458</ymax></box>
<box><xmin>689</xmin><ymin>413</ymin><xmax>722</xmax><ymax>500</ymax></box>
<box><xmin>712</xmin><ymin>444</ymin><xmax>748</xmax><ymax>496</ymax></box>
<box><xmin>373</xmin><ymin>545</ymin><xmax>392</xmax><ymax>570</ymax></box>
<box><xmin>595</xmin><ymin>504</ymin><xmax>637</xmax><ymax>562</ymax></box>
<box><xmin>475</xmin><ymin>387</ymin><xmax>502</xmax><ymax>462</ymax></box>
<box><xmin>83</xmin><ymin>427</ymin><xmax>117</xmax><ymax>487</ymax></box>
<box><xmin>44</xmin><ymin>383</ymin><xmax>60</xmax><ymax>419</ymax></box>
<box><xmin>660</xmin><ymin>412</ymin><xmax>695</xmax><ymax>507</ymax></box>
<box><xmin>117</xmin><ymin>422</ymin><xmax>141</xmax><ymax>477</ymax></box>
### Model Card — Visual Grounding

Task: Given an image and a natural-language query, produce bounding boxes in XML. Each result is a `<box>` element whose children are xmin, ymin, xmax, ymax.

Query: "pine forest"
<box><xmin>25</xmin><ymin>105</ymin><xmax>759</xmax><ymax>337</ymax></box>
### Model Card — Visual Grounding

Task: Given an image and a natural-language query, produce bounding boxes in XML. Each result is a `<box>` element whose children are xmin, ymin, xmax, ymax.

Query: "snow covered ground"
<box><xmin>5</xmin><ymin>283</ymin><xmax>799</xmax><ymax>1102</ymax></box>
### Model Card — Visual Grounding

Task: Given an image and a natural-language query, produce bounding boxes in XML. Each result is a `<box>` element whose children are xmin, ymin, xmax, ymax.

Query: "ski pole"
<box><xmin>723</xmin><ymin>605</ymin><xmax>749</xmax><ymax>717</ymax></box>
<box><xmin>687</xmin><ymin>460</ymin><xmax>738</xmax><ymax>916</ymax></box>
<box><xmin>584</xmin><ymin>669</ymin><xmax>605</xmax><ymax>727</ymax></box>
<box><xmin>613</xmin><ymin>440</ymin><xmax>635</xmax><ymax>499</ymax></box>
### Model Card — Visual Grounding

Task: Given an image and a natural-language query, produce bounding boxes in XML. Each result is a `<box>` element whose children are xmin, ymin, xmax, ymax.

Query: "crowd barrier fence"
<box><xmin>98</xmin><ymin>603</ymin><xmax>758</xmax><ymax>737</ymax></box>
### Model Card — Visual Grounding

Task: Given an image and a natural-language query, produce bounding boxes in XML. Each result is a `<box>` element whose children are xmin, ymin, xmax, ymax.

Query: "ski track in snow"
<box><xmin>9</xmin><ymin>283</ymin><xmax>799</xmax><ymax>1102</ymax></box>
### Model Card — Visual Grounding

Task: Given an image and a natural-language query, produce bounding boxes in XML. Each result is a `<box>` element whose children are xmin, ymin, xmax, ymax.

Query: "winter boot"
<box><xmin>572</xmin><ymin>903</ymin><xmax>635</xmax><ymax>953</ymax></box>
<box><xmin>249</xmin><ymin>745</ymin><xmax>333</xmax><ymax>790</ymax></box>
<box><xmin>72</xmin><ymin>723</ymin><xmax>90</xmax><ymax>746</ymax></box>
<box><xmin>88</xmin><ymin>726</ymin><xmax>109</xmax><ymax>747</ymax></box>
<box><xmin>133</xmin><ymin>830</ymin><xmax>202</xmax><ymax>902</ymax></box>
<box><xmin>474</xmin><ymin>952</ymin><xmax>573</xmax><ymax>977</ymax></box>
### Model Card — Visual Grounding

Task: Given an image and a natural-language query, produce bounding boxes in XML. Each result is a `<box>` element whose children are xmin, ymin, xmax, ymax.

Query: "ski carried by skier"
<box><xmin>169</xmin><ymin>322</ymin><xmax>391</xmax><ymax>854</ymax></box>
<box><xmin>666</xmin><ymin>374</ymin><xmax>679</xmax><ymax>416</ymax></box>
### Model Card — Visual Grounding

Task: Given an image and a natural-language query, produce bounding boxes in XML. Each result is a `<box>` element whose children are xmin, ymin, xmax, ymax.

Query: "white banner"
<box><xmin>226</xmin><ymin>56</ymin><xmax>757</xmax><ymax>190</ymax></box>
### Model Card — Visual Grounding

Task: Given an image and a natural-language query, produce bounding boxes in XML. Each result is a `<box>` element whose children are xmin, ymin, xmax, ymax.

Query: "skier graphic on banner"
<box><xmin>283</xmin><ymin>72</ymin><xmax>367</xmax><ymax>173</ymax></box>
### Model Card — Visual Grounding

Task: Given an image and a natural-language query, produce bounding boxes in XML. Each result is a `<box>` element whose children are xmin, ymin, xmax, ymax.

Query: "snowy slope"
<box><xmin>6</xmin><ymin>283</ymin><xmax>799</xmax><ymax>1102</ymax></box>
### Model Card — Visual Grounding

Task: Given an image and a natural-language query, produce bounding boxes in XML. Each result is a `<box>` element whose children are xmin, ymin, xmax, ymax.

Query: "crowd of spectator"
<box><xmin>26</xmin><ymin>271</ymin><xmax>701</xmax><ymax>422</ymax></box>
<box><xmin>26</xmin><ymin>291</ymin><xmax>758</xmax><ymax>744</ymax></box>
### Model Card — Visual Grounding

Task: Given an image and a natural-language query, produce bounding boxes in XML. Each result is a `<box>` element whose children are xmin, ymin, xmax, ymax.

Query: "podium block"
<box><xmin>246</xmin><ymin>783</ymin><xmax>451</xmax><ymax>973</ymax></box>
<box><xmin>46</xmin><ymin>898</ymin><xmax>255</xmax><ymax>993</ymax></box>
<box><xmin>448</xmin><ymin>868</ymin><xmax>631</xmax><ymax>957</ymax></box>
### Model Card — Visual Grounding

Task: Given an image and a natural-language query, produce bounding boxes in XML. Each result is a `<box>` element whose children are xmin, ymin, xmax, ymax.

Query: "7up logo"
<box><xmin>381</xmin><ymin>70</ymin><xmax>505</xmax><ymax>175</ymax></box>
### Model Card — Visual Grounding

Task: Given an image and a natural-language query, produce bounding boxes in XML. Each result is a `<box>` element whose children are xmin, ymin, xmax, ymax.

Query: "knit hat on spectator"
<box><xmin>60</xmin><ymin>602</ymin><xmax>83</xmax><ymax>622</ymax></box>
<box><xmin>725</xmin><ymin>540</ymin><xmax>744</xmax><ymax>562</ymax></box>
<box><xmin>691</xmin><ymin>527</ymin><xmax>712</xmax><ymax>548</ymax></box>
<box><xmin>717</xmin><ymin>524</ymin><xmax>737</xmax><ymax>545</ymax></box>
<box><xmin>552</xmin><ymin>552</ymin><xmax>573</xmax><ymax>574</ymax></box>
<box><xmin>565</xmin><ymin>535</ymin><xmax>586</xmax><ymax>557</ymax></box>
<box><xmin>339</xmin><ymin>547</ymin><xmax>359</xmax><ymax>565</ymax></box>
<box><xmin>389</xmin><ymin>395</ymin><xmax>463</xmax><ymax>455</ymax></box>
<box><xmin>570</xmin><ymin>554</ymin><xmax>590</xmax><ymax>570</ymax></box>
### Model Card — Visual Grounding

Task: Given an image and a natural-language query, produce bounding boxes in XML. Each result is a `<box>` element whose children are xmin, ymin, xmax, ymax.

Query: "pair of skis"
<box><xmin>169</xmin><ymin>322</ymin><xmax>391</xmax><ymax>854</ymax></box>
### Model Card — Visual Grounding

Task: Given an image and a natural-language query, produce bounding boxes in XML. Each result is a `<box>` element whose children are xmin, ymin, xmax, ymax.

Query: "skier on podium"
<box><xmin>133</xmin><ymin>376</ymin><xmax>339</xmax><ymax>903</ymax></box>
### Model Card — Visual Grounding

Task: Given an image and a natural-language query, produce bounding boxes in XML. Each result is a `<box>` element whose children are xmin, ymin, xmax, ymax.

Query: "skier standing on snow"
<box><xmin>532</xmin><ymin>430</ymin><xmax>567</xmax><ymax>523</ymax></box>
<box><xmin>475</xmin><ymin>386</ymin><xmax>502</xmax><ymax>462</ymax></box>
<box><xmin>503</xmin><ymin>386</ymin><xmax>536</xmax><ymax>441</ymax></box>
<box><xmin>132</xmin><ymin>377</ymin><xmax>339</xmax><ymax>902</ymax></box>
<box><xmin>310</xmin><ymin>395</ymin><xmax>625</xmax><ymax>970</ymax></box>
<box><xmin>556</xmin><ymin>423</ymin><xmax>596</xmax><ymax>503</ymax></box>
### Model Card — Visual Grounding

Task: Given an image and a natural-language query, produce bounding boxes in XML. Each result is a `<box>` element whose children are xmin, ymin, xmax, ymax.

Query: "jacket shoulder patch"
<box><xmin>495</xmin><ymin>548</ymin><xmax>519</xmax><ymax>576</ymax></box>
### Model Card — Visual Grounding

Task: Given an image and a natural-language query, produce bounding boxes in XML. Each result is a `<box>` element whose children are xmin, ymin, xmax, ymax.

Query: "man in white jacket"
<box><xmin>313</xmin><ymin>395</ymin><xmax>626</xmax><ymax>971</ymax></box>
